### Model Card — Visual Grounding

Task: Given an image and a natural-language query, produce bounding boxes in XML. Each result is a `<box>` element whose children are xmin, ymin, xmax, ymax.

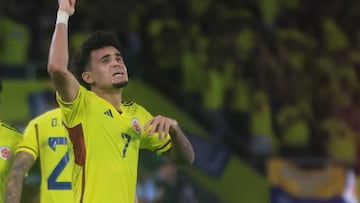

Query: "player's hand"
<box><xmin>58</xmin><ymin>0</ymin><xmax>76</xmax><ymax>16</ymax></box>
<box><xmin>144</xmin><ymin>115</ymin><xmax>178</xmax><ymax>140</ymax></box>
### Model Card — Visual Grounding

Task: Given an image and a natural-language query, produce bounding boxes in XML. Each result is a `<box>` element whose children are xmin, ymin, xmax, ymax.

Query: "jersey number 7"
<box><xmin>121</xmin><ymin>133</ymin><xmax>131</xmax><ymax>158</ymax></box>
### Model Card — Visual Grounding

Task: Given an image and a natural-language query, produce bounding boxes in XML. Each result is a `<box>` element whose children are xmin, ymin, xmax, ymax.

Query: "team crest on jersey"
<box><xmin>132</xmin><ymin>118</ymin><xmax>142</xmax><ymax>135</ymax></box>
<box><xmin>0</xmin><ymin>146</ymin><xmax>12</xmax><ymax>161</ymax></box>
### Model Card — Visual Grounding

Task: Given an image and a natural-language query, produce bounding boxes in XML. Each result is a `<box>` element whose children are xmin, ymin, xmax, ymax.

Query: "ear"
<box><xmin>82</xmin><ymin>71</ymin><xmax>94</xmax><ymax>85</ymax></box>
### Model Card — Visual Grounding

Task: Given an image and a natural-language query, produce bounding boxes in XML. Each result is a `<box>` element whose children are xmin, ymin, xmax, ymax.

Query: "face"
<box><xmin>84</xmin><ymin>46</ymin><xmax>128</xmax><ymax>90</ymax></box>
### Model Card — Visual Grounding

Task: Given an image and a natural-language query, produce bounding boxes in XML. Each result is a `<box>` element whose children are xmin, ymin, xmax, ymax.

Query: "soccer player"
<box><xmin>0</xmin><ymin>80</ymin><xmax>23</xmax><ymax>202</ymax></box>
<box><xmin>47</xmin><ymin>0</ymin><xmax>195</xmax><ymax>202</ymax></box>
<box><xmin>5</xmin><ymin>108</ymin><xmax>77</xmax><ymax>203</ymax></box>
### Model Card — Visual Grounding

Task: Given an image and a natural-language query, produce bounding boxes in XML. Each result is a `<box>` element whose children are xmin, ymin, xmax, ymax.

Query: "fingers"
<box><xmin>149</xmin><ymin>117</ymin><xmax>161</xmax><ymax>137</ymax></box>
<box><xmin>58</xmin><ymin>0</ymin><xmax>76</xmax><ymax>15</ymax></box>
<box><xmin>143</xmin><ymin>118</ymin><xmax>153</xmax><ymax>132</ymax></box>
<box><xmin>163</xmin><ymin>121</ymin><xmax>171</xmax><ymax>139</ymax></box>
<box><xmin>156</xmin><ymin>116</ymin><xmax>165</xmax><ymax>139</ymax></box>
<box><xmin>147</xmin><ymin>116</ymin><xmax>165</xmax><ymax>138</ymax></box>
<box><xmin>70</xmin><ymin>0</ymin><xmax>76</xmax><ymax>7</ymax></box>
<box><xmin>144</xmin><ymin>116</ymin><xmax>175</xmax><ymax>140</ymax></box>
<box><xmin>69</xmin><ymin>0</ymin><xmax>76</xmax><ymax>14</ymax></box>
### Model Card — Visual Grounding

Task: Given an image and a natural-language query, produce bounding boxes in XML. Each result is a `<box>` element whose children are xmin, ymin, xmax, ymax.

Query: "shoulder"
<box><xmin>122</xmin><ymin>101</ymin><xmax>152</xmax><ymax>118</ymax></box>
<box><xmin>43</xmin><ymin>108</ymin><xmax>62</xmax><ymax>117</ymax></box>
<box><xmin>31</xmin><ymin>108</ymin><xmax>62</xmax><ymax>123</ymax></box>
<box><xmin>122</xmin><ymin>101</ymin><xmax>148</xmax><ymax>112</ymax></box>
<box><xmin>0</xmin><ymin>120</ymin><xmax>21</xmax><ymax>133</ymax></box>
<box><xmin>0</xmin><ymin>120</ymin><xmax>22</xmax><ymax>137</ymax></box>
<box><xmin>57</xmin><ymin>85</ymin><xmax>91</xmax><ymax>105</ymax></box>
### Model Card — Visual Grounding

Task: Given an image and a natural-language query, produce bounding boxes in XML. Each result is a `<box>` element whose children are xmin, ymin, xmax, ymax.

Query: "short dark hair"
<box><xmin>70</xmin><ymin>30</ymin><xmax>122</xmax><ymax>90</ymax></box>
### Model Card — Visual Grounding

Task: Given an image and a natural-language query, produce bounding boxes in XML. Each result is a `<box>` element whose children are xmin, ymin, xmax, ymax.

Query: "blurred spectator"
<box><xmin>137</xmin><ymin>151</ymin><xmax>163</xmax><ymax>203</ymax></box>
<box><xmin>224</xmin><ymin>66</ymin><xmax>252</xmax><ymax>159</ymax></box>
<box><xmin>200</xmin><ymin>56</ymin><xmax>232</xmax><ymax>141</ymax></box>
<box><xmin>0</xmin><ymin>1</ymin><xmax>31</xmax><ymax>66</ymax></box>
<box><xmin>147</xmin><ymin>17</ymin><xmax>182</xmax><ymax>80</ymax></box>
<box><xmin>259</xmin><ymin>0</ymin><xmax>279</xmax><ymax>27</ymax></box>
<box><xmin>275</xmin><ymin>102</ymin><xmax>311</xmax><ymax>157</ymax></box>
<box><xmin>320</xmin><ymin>116</ymin><xmax>357</xmax><ymax>164</ymax></box>
<box><xmin>123</xmin><ymin>28</ymin><xmax>144</xmax><ymax>78</ymax></box>
<box><xmin>322</xmin><ymin>17</ymin><xmax>348</xmax><ymax>53</ymax></box>
<box><xmin>153</xmin><ymin>160</ymin><xmax>199</xmax><ymax>203</ymax></box>
<box><xmin>144</xmin><ymin>17</ymin><xmax>183</xmax><ymax>105</ymax></box>
<box><xmin>137</xmin><ymin>152</ymin><xmax>222</xmax><ymax>203</ymax></box>
<box><xmin>180</xmin><ymin>24</ymin><xmax>207</xmax><ymax>119</ymax></box>
<box><xmin>69</xmin><ymin>22</ymin><xmax>93</xmax><ymax>56</ymax></box>
<box><xmin>249</xmin><ymin>89</ymin><xmax>278</xmax><ymax>173</ymax></box>
<box><xmin>137</xmin><ymin>145</ymin><xmax>225</xmax><ymax>203</ymax></box>
<box><xmin>186</xmin><ymin>0</ymin><xmax>212</xmax><ymax>19</ymax></box>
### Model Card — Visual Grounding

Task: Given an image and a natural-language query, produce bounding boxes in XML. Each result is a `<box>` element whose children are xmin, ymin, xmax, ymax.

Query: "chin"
<box><xmin>113</xmin><ymin>81</ymin><xmax>128</xmax><ymax>89</ymax></box>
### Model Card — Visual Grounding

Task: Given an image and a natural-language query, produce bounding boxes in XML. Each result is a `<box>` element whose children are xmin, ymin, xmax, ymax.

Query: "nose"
<box><xmin>111</xmin><ymin>59</ymin><xmax>122</xmax><ymax>67</ymax></box>
<box><xmin>111</xmin><ymin>60</ymin><xmax>126</xmax><ymax>72</ymax></box>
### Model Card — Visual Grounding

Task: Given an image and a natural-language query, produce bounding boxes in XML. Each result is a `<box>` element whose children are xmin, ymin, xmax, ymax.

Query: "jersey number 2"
<box><xmin>48</xmin><ymin>137</ymin><xmax>72</xmax><ymax>190</ymax></box>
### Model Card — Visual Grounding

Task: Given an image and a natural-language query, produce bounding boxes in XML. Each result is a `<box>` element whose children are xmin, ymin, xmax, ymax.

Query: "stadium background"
<box><xmin>1</xmin><ymin>0</ymin><xmax>360</xmax><ymax>202</ymax></box>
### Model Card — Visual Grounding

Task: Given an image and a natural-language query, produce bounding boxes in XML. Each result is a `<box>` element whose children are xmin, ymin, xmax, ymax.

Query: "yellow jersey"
<box><xmin>17</xmin><ymin>108</ymin><xmax>76</xmax><ymax>203</ymax></box>
<box><xmin>57</xmin><ymin>86</ymin><xmax>171</xmax><ymax>203</ymax></box>
<box><xmin>0</xmin><ymin>121</ymin><xmax>22</xmax><ymax>202</ymax></box>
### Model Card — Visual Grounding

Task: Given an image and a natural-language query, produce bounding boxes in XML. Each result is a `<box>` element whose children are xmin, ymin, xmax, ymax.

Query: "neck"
<box><xmin>92</xmin><ymin>87</ymin><xmax>123</xmax><ymax>112</ymax></box>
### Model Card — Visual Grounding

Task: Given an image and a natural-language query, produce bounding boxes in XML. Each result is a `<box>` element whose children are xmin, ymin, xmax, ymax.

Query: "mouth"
<box><xmin>112</xmin><ymin>71</ymin><xmax>125</xmax><ymax>77</ymax></box>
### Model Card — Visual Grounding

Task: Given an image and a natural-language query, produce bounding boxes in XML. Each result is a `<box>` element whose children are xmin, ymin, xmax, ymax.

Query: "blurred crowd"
<box><xmin>2</xmin><ymin>0</ymin><xmax>360</xmax><ymax>200</ymax></box>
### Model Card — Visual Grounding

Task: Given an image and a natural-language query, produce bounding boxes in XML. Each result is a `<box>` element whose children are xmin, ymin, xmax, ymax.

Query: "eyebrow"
<box><xmin>99</xmin><ymin>52</ymin><xmax>122</xmax><ymax>62</ymax></box>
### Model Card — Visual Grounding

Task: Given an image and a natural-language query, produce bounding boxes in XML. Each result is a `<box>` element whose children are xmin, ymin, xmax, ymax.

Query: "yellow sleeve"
<box><xmin>16</xmin><ymin>119</ymin><xmax>39</xmax><ymax>160</ymax></box>
<box><xmin>136</xmin><ymin>104</ymin><xmax>172</xmax><ymax>154</ymax></box>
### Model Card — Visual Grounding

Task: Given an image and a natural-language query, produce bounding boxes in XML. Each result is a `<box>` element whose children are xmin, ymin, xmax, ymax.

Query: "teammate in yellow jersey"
<box><xmin>5</xmin><ymin>108</ymin><xmax>78</xmax><ymax>203</ymax></box>
<box><xmin>46</xmin><ymin>0</ymin><xmax>195</xmax><ymax>202</ymax></box>
<box><xmin>0</xmin><ymin>80</ymin><xmax>23</xmax><ymax>202</ymax></box>
<box><xmin>0</xmin><ymin>122</ymin><xmax>23</xmax><ymax>203</ymax></box>
<box><xmin>5</xmin><ymin>106</ymin><xmax>138</xmax><ymax>203</ymax></box>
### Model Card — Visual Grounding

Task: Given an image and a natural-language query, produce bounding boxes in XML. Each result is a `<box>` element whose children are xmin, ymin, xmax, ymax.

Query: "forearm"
<box><xmin>5</xmin><ymin>172</ymin><xmax>24</xmax><ymax>203</ymax></box>
<box><xmin>144</xmin><ymin>115</ymin><xmax>195</xmax><ymax>165</ymax></box>
<box><xmin>47</xmin><ymin>18</ymin><xmax>70</xmax><ymax>75</ymax></box>
<box><xmin>48</xmin><ymin>0</ymin><xmax>75</xmax><ymax>75</ymax></box>
<box><xmin>5</xmin><ymin>152</ymin><xmax>34</xmax><ymax>203</ymax></box>
<box><xmin>168</xmin><ymin>126</ymin><xmax>195</xmax><ymax>165</ymax></box>
<box><xmin>47</xmin><ymin>6</ymin><xmax>79</xmax><ymax>102</ymax></box>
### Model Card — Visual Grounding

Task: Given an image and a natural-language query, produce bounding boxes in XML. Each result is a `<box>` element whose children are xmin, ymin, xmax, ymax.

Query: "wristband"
<box><xmin>56</xmin><ymin>10</ymin><xmax>69</xmax><ymax>26</ymax></box>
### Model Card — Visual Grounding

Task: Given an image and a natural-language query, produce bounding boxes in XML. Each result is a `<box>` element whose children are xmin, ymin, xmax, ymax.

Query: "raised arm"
<box><xmin>5</xmin><ymin>152</ymin><xmax>35</xmax><ymax>203</ymax></box>
<box><xmin>47</xmin><ymin>0</ymin><xmax>79</xmax><ymax>102</ymax></box>
<box><xmin>144</xmin><ymin>116</ymin><xmax>195</xmax><ymax>165</ymax></box>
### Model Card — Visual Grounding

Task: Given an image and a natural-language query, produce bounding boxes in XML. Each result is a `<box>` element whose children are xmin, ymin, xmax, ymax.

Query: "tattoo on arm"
<box><xmin>167</xmin><ymin>127</ymin><xmax>195</xmax><ymax>165</ymax></box>
<box><xmin>5</xmin><ymin>152</ymin><xmax>34</xmax><ymax>203</ymax></box>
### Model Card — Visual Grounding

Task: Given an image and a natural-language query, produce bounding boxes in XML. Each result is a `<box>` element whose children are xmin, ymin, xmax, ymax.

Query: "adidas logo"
<box><xmin>104</xmin><ymin>109</ymin><xmax>113</xmax><ymax>118</ymax></box>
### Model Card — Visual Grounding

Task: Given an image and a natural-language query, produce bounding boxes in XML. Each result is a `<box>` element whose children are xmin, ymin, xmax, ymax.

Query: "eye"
<box><xmin>102</xmin><ymin>58</ymin><xmax>110</xmax><ymax>64</ymax></box>
<box><xmin>116</xmin><ymin>56</ymin><xmax>123</xmax><ymax>62</ymax></box>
